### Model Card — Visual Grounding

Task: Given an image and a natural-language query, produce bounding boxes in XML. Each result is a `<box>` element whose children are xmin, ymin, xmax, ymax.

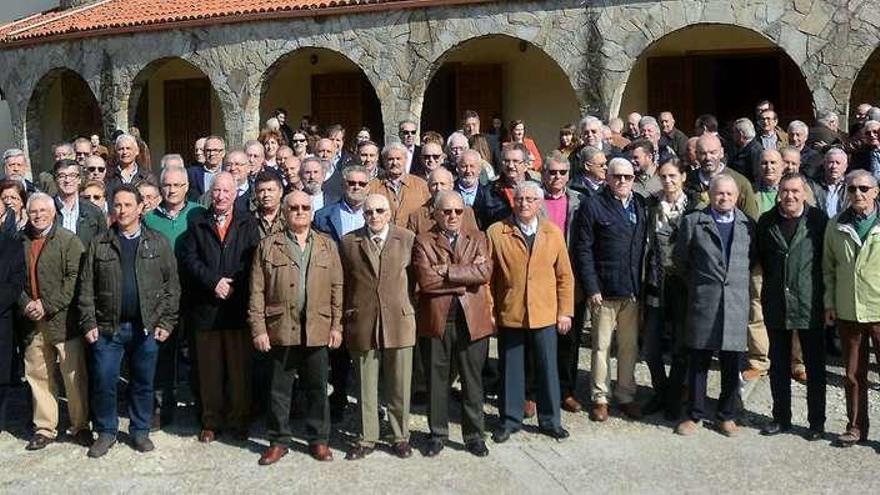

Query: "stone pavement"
<box><xmin>1</xmin><ymin>353</ymin><xmax>879</xmax><ymax>494</ymax></box>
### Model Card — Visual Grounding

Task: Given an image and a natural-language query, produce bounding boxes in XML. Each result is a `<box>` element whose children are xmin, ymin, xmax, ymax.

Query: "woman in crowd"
<box><xmin>81</xmin><ymin>179</ymin><xmax>110</xmax><ymax>225</ymax></box>
<box><xmin>422</xmin><ymin>131</ymin><xmax>444</xmax><ymax>147</ymax></box>
<box><xmin>259</xmin><ymin>129</ymin><xmax>285</xmax><ymax>169</ymax></box>
<box><xmin>290</xmin><ymin>130</ymin><xmax>312</xmax><ymax>160</ymax></box>
<box><xmin>0</xmin><ymin>180</ymin><xmax>27</xmax><ymax>232</ymax></box>
<box><xmin>507</xmin><ymin>119</ymin><xmax>543</xmax><ymax>172</ymax></box>
<box><xmin>558</xmin><ymin>123</ymin><xmax>579</xmax><ymax>159</ymax></box>
<box><xmin>468</xmin><ymin>134</ymin><xmax>498</xmax><ymax>183</ymax></box>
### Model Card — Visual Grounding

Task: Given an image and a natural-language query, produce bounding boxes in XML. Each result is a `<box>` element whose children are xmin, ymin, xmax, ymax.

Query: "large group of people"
<box><xmin>1</xmin><ymin>101</ymin><xmax>880</xmax><ymax>466</ymax></box>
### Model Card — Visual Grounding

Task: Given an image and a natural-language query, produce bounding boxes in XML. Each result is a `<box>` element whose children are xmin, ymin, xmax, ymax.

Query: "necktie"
<box><xmin>372</xmin><ymin>236</ymin><xmax>384</xmax><ymax>252</ymax></box>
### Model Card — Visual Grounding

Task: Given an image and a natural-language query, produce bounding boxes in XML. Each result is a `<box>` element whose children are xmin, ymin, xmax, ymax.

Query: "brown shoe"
<box><xmin>562</xmin><ymin>396</ymin><xmax>582</xmax><ymax>413</ymax></box>
<box><xmin>258</xmin><ymin>445</ymin><xmax>288</xmax><ymax>466</ymax></box>
<box><xmin>198</xmin><ymin>429</ymin><xmax>216</xmax><ymax>443</ymax></box>
<box><xmin>675</xmin><ymin>419</ymin><xmax>700</xmax><ymax>436</ymax></box>
<box><xmin>524</xmin><ymin>400</ymin><xmax>536</xmax><ymax>418</ymax></box>
<box><xmin>741</xmin><ymin>368</ymin><xmax>766</xmax><ymax>381</ymax></box>
<box><xmin>618</xmin><ymin>402</ymin><xmax>643</xmax><ymax>420</ymax></box>
<box><xmin>792</xmin><ymin>369</ymin><xmax>808</xmax><ymax>384</ymax></box>
<box><xmin>391</xmin><ymin>441</ymin><xmax>413</xmax><ymax>459</ymax></box>
<box><xmin>25</xmin><ymin>433</ymin><xmax>54</xmax><ymax>451</ymax></box>
<box><xmin>589</xmin><ymin>403</ymin><xmax>609</xmax><ymax>422</ymax></box>
<box><xmin>345</xmin><ymin>444</ymin><xmax>374</xmax><ymax>461</ymax></box>
<box><xmin>72</xmin><ymin>429</ymin><xmax>94</xmax><ymax>447</ymax></box>
<box><xmin>309</xmin><ymin>443</ymin><xmax>333</xmax><ymax>461</ymax></box>
<box><xmin>718</xmin><ymin>420</ymin><xmax>738</xmax><ymax>437</ymax></box>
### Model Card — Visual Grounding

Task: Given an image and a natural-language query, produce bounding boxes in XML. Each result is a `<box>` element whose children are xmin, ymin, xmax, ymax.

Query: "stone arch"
<box><xmin>416</xmin><ymin>34</ymin><xmax>582</xmax><ymax>154</ymax></box>
<box><xmin>25</xmin><ymin>67</ymin><xmax>102</xmax><ymax>174</ymax></box>
<box><xmin>616</xmin><ymin>23</ymin><xmax>813</xmax><ymax>132</ymax></box>
<box><xmin>850</xmin><ymin>47</ymin><xmax>880</xmax><ymax>119</ymax></box>
<box><xmin>127</xmin><ymin>57</ymin><xmax>226</xmax><ymax>165</ymax></box>
<box><xmin>259</xmin><ymin>47</ymin><xmax>385</xmax><ymax>147</ymax></box>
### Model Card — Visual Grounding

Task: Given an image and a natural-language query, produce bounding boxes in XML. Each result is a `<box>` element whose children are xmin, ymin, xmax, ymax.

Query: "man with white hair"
<box><xmin>367</xmin><ymin>142</ymin><xmax>430</xmax><ymax>228</ymax></box>
<box><xmin>624</xmin><ymin>112</ymin><xmax>642</xmax><ymax>141</ymax></box>
<box><xmin>2</xmin><ymin>148</ymin><xmax>38</xmax><ymax>194</ymax></box>
<box><xmin>850</xmin><ymin>120</ymin><xmax>880</xmax><ymax>178</ymax></box>
<box><xmin>787</xmin><ymin>120</ymin><xmax>822</xmax><ymax>179</ymax></box>
<box><xmin>188</xmin><ymin>136</ymin><xmax>225</xmax><ymax>202</ymax></box>
<box><xmin>574</xmin><ymin>157</ymin><xmax>648</xmax><ymax>422</ymax></box>
<box><xmin>812</xmin><ymin>148</ymin><xmax>849</xmax><ymax>219</ymax></box>
<box><xmin>659</xmin><ymin>111</ymin><xmax>689</xmax><ymax>158</ymax></box>
<box><xmin>808</xmin><ymin>110</ymin><xmax>844</xmax><ymax>148</ymax></box>
<box><xmin>728</xmin><ymin>118</ymin><xmax>763</xmax><ymax>183</ymax></box>
<box><xmin>639</xmin><ymin>116</ymin><xmax>676</xmax><ymax>165</ymax></box>
<box><xmin>106</xmin><ymin>134</ymin><xmax>155</xmax><ymax>196</ymax></box>
<box><xmin>192</xmin><ymin>137</ymin><xmax>207</xmax><ymax>168</ymax></box>
<box><xmin>445</xmin><ymin>132</ymin><xmax>470</xmax><ymax>171</ymax></box>
<box><xmin>674</xmin><ymin>174</ymin><xmax>755</xmax><ymax>437</ymax></box>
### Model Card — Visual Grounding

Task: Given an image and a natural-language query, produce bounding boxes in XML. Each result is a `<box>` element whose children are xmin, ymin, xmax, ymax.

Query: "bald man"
<box><xmin>406</xmin><ymin>167</ymin><xmax>478</xmax><ymax>234</ymax></box>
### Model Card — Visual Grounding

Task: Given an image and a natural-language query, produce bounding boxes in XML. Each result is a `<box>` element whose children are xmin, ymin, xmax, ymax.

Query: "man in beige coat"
<box><xmin>249</xmin><ymin>190</ymin><xmax>343</xmax><ymax>465</ymax></box>
<box><xmin>340</xmin><ymin>193</ymin><xmax>417</xmax><ymax>460</ymax></box>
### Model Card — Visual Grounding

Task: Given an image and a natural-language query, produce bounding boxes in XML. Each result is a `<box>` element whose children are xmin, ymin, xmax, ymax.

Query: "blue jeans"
<box><xmin>91</xmin><ymin>322</ymin><xmax>159</xmax><ymax>436</ymax></box>
<box><xmin>499</xmin><ymin>326</ymin><xmax>561</xmax><ymax>431</ymax></box>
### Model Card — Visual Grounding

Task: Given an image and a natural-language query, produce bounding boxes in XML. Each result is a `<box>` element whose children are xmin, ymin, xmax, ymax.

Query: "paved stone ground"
<box><xmin>1</xmin><ymin>345</ymin><xmax>879</xmax><ymax>494</ymax></box>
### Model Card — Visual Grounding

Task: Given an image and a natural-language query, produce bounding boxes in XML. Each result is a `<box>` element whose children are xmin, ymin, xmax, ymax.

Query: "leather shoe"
<box><xmin>309</xmin><ymin>443</ymin><xmax>333</xmax><ymax>461</ymax></box>
<box><xmin>561</xmin><ymin>396</ymin><xmax>582</xmax><ymax>413</ymax></box>
<box><xmin>675</xmin><ymin>419</ymin><xmax>700</xmax><ymax>436</ymax></box>
<box><xmin>759</xmin><ymin>422</ymin><xmax>791</xmax><ymax>436</ymax></box>
<box><xmin>805</xmin><ymin>428</ymin><xmax>824</xmax><ymax>441</ymax></box>
<box><xmin>231</xmin><ymin>429</ymin><xmax>249</xmax><ymax>442</ymax></box>
<box><xmin>72</xmin><ymin>429</ymin><xmax>94</xmax><ymax>447</ymax></box>
<box><xmin>391</xmin><ymin>441</ymin><xmax>413</xmax><ymax>459</ymax></box>
<box><xmin>589</xmin><ymin>403</ymin><xmax>609</xmax><ymax>422</ymax></box>
<box><xmin>619</xmin><ymin>402</ymin><xmax>643</xmax><ymax>420</ymax></box>
<box><xmin>492</xmin><ymin>428</ymin><xmax>515</xmax><ymax>444</ymax></box>
<box><xmin>741</xmin><ymin>368</ymin><xmax>766</xmax><ymax>381</ymax></box>
<box><xmin>87</xmin><ymin>434</ymin><xmax>116</xmax><ymax>458</ymax></box>
<box><xmin>465</xmin><ymin>439</ymin><xmax>489</xmax><ymax>457</ymax></box>
<box><xmin>198</xmin><ymin>429</ymin><xmax>216</xmax><ymax>443</ymax></box>
<box><xmin>792</xmin><ymin>369</ymin><xmax>808</xmax><ymax>384</ymax></box>
<box><xmin>524</xmin><ymin>400</ymin><xmax>536</xmax><ymax>418</ymax></box>
<box><xmin>259</xmin><ymin>445</ymin><xmax>288</xmax><ymax>465</ymax></box>
<box><xmin>642</xmin><ymin>396</ymin><xmax>666</xmax><ymax>416</ymax></box>
<box><xmin>25</xmin><ymin>433</ymin><xmax>54</xmax><ymax>451</ymax></box>
<box><xmin>345</xmin><ymin>444</ymin><xmax>374</xmax><ymax>461</ymax></box>
<box><xmin>836</xmin><ymin>430</ymin><xmax>860</xmax><ymax>447</ymax></box>
<box><xmin>718</xmin><ymin>420</ymin><xmax>738</xmax><ymax>437</ymax></box>
<box><xmin>539</xmin><ymin>427</ymin><xmax>570</xmax><ymax>440</ymax></box>
<box><xmin>132</xmin><ymin>435</ymin><xmax>155</xmax><ymax>453</ymax></box>
<box><xmin>423</xmin><ymin>438</ymin><xmax>444</xmax><ymax>457</ymax></box>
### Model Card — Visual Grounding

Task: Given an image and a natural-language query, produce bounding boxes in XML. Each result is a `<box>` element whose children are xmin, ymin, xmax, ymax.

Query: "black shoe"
<box><xmin>805</xmin><ymin>428</ymin><xmax>824</xmax><ymax>441</ymax></box>
<box><xmin>87</xmin><ymin>434</ymin><xmax>117</xmax><ymax>458</ymax></box>
<box><xmin>465</xmin><ymin>439</ymin><xmax>489</xmax><ymax>457</ymax></box>
<box><xmin>423</xmin><ymin>438</ymin><xmax>444</xmax><ymax>457</ymax></box>
<box><xmin>492</xmin><ymin>428</ymin><xmax>515</xmax><ymax>444</ymax></box>
<box><xmin>25</xmin><ymin>433</ymin><xmax>54</xmax><ymax>451</ymax></box>
<box><xmin>759</xmin><ymin>422</ymin><xmax>791</xmax><ymax>436</ymax></box>
<box><xmin>538</xmin><ymin>427</ymin><xmax>570</xmax><ymax>441</ymax></box>
<box><xmin>72</xmin><ymin>429</ymin><xmax>94</xmax><ymax>447</ymax></box>
<box><xmin>642</xmin><ymin>395</ymin><xmax>666</xmax><ymax>416</ymax></box>
<box><xmin>132</xmin><ymin>434</ymin><xmax>155</xmax><ymax>453</ymax></box>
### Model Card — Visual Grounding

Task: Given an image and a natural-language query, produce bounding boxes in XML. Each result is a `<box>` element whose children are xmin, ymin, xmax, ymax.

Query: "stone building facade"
<box><xmin>0</xmin><ymin>0</ymin><xmax>878</xmax><ymax>172</ymax></box>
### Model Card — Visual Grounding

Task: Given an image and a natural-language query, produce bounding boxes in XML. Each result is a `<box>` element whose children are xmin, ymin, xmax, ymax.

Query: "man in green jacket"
<box><xmin>756</xmin><ymin>173</ymin><xmax>827</xmax><ymax>440</ymax></box>
<box><xmin>823</xmin><ymin>169</ymin><xmax>880</xmax><ymax>447</ymax></box>
<box><xmin>18</xmin><ymin>193</ymin><xmax>91</xmax><ymax>451</ymax></box>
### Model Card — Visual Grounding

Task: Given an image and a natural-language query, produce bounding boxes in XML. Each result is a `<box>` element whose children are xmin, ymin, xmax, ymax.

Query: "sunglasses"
<box><xmin>611</xmin><ymin>173</ymin><xmax>635</xmax><ymax>181</ymax></box>
<box><xmin>288</xmin><ymin>204</ymin><xmax>312</xmax><ymax>212</ymax></box>
<box><xmin>82</xmin><ymin>194</ymin><xmax>104</xmax><ymax>201</ymax></box>
<box><xmin>441</xmin><ymin>208</ymin><xmax>464</xmax><ymax>216</ymax></box>
<box><xmin>546</xmin><ymin>169</ymin><xmax>569</xmax><ymax>176</ymax></box>
<box><xmin>364</xmin><ymin>208</ymin><xmax>387</xmax><ymax>216</ymax></box>
<box><xmin>291</xmin><ymin>139</ymin><xmax>307</xmax><ymax>144</ymax></box>
<box><xmin>847</xmin><ymin>185</ymin><xmax>874</xmax><ymax>193</ymax></box>
<box><xmin>346</xmin><ymin>180</ymin><xmax>368</xmax><ymax>188</ymax></box>
<box><xmin>87</xmin><ymin>166</ymin><xmax>106</xmax><ymax>172</ymax></box>
<box><xmin>422</xmin><ymin>154</ymin><xmax>443</xmax><ymax>160</ymax></box>
<box><xmin>400</xmin><ymin>130</ymin><xmax>417</xmax><ymax>136</ymax></box>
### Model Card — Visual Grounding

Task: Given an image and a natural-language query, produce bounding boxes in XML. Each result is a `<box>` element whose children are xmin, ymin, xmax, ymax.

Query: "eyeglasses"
<box><xmin>847</xmin><ymin>185</ymin><xmax>874</xmax><ymax>194</ymax></box>
<box><xmin>400</xmin><ymin>130</ymin><xmax>417</xmax><ymax>136</ymax></box>
<box><xmin>291</xmin><ymin>139</ymin><xmax>307</xmax><ymax>144</ymax></box>
<box><xmin>422</xmin><ymin>154</ymin><xmax>443</xmax><ymax>160</ymax></box>
<box><xmin>75</xmin><ymin>151</ymin><xmax>89</xmax><ymax>157</ymax></box>
<box><xmin>87</xmin><ymin>166</ymin><xmax>106</xmax><ymax>173</ymax></box>
<box><xmin>81</xmin><ymin>194</ymin><xmax>104</xmax><ymax>201</ymax></box>
<box><xmin>288</xmin><ymin>204</ymin><xmax>312</xmax><ymax>212</ymax></box>
<box><xmin>56</xmin><ymin>173</ymin><xmax>80</xmax><ymax>181</ymax></box>
<box><xmin>346</xmin><ymin>180</ymin><xmax>368</xmax><ymax>188</ymax></box>
<box><xmin>364</xmin><ymin>208</ymin><xmax>387</xmax><ymax>216</ymax></box>
<box><xmin>441</xmin><ymin>208</ymin><xmax>464</xmax><ymax>216</ymax></box>
<box><xmin>502</xmin><ymin>159</ymin><xmax>524</xmax><ymax>165</ymax></box>
<box><xmin>514</xmin><ymin>196</ymin><xmax>540</xmax><ymax>204</ymax></box>
<box><xmin>162</xmin><ymin>183</ymin><xmax>187</xmax><ymax>189</ymax></box>
<box><xmin>204</xmin><ymin>148</ymin><xmax>224</xmax><ymax>154</ymax></box>
<box><xmin>546</xmin><ymin>169</ymin><xmax>569</xmax><ymax>176</ymax></box>
<box><xmin>611</xmin><ymin>173</ymin><xmax>635</xmax><ymax>181</ymax></box>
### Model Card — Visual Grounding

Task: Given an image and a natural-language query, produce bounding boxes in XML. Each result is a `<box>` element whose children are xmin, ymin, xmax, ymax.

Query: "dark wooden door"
<box><xmin>164</xmin><ymin>78</ymin><xmax>211</xmax><ymax>164</ymax></box>
<box><xmin>647</xmin><ymin>56</ymin><xmax>693</xmax><ymax>134</ymax></box>
<box><xmin>312</xmin><ymin>73</ymin><xmax>363</xmax><ymax>147</ymax></box>
<box><xmin>455</xmin><ymin>64</ymin><xmax>502</xmax><ymax>129</ymax></box>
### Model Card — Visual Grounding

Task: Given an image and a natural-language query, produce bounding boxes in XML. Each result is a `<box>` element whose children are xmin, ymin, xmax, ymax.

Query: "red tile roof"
<box><xmin>0</xmin><ymin>0</ymin><xmax>496</xmax><ymax>46</ymax></box>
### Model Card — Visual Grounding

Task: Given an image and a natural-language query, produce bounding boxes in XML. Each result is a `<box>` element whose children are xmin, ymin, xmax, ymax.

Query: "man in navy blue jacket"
<box><xmin>573</xmin><ymin>157</ymin><xmax>647</xmax><ymax>423</ymax></box>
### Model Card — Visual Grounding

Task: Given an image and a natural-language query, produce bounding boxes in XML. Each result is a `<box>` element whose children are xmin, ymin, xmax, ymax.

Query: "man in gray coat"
<box><xmin>673</xmin><ymin>174</ymin><xmax>756</xmax><ymax>437</ymax></box>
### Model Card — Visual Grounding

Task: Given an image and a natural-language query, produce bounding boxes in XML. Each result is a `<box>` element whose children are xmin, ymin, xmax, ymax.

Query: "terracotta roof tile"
<box><xmin>0</xmin><ymin>0</ymin><xmax>494</xmax><ymax>46</ymax></box>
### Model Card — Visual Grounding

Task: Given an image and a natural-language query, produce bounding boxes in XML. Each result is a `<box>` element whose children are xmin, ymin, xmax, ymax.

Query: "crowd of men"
<box><xmin>1</xmin><ymin>101</ymin><xmax>880</xmax><ymax>465</ymax></box>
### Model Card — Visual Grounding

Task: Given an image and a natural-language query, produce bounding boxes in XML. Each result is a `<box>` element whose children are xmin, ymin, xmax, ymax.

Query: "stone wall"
<box><xmin>0</xmin><ymin>0</ymin><xmax>876</xmax><ymax>163</ymax></box>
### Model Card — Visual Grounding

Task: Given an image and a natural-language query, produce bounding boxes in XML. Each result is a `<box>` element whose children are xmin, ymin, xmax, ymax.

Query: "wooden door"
<box><xmin>455</xmin><ymin>64</ymin><xmax>502</xmax><ymax>128</ymax></box>
<box><xmin>61</xmin><ymin>73</ymin><xmax>102</xmax><ymax>140</ymax></box>
<box><xmin>164</xmin><ymin>78</ymin><xmax>211</xmax><ymax>164</ymax></box>
<box><xmin>647</xmin><ymin>56</ymin><xmax>693</xmax><ymax>133</ymax></box>
<box><xmin>312</xmin><ymin>72</ymin><xmax>363</xmax><ymax>148</ymax></box>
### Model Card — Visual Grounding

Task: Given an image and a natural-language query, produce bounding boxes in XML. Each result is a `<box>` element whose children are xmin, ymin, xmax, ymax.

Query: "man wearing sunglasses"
<box><xmin>340</xmin><ymin>194</ymin><xmax>417</xmax><ymax>461</ymax></box>
<box><xmin>406</xmin><ymin>167</ymin><xmax>477</xmax><ymax>235</ymax></box>
<box><xmin>84</xmin><ymin>155</ymin><xmax>108</xmax><ymax>183</ymax></box>
<box><xmin>398</xmin><ymin>120</ymin><xmax>421</xmax><ymax>174</ymax></box>
<box><xmin>187</xmin><ymin>136</ymin><xmax>225</xmax><ymax>202</ymax></box>
<box><xmin>410</xmin><ymin>141</ymin><xmax>447</xmax><ymax>182</ymax></box>
<box><xmin>822</xmin><ymin>169</ymin><xmax>880</xmax><ymax>447</ymax></box>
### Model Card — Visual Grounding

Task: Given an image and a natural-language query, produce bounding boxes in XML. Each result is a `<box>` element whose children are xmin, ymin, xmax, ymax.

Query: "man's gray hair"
<box><xmin>26</xmin><ymin>192</ymin><xmax>56</xmax><ymax>213</ymax></box>
<box><xmin>816</xmin><ymin>110</ymin><xmax>838</xmax><ymax>127</ymax></box>
<box><xmin>159</xmin><ymin>162</ymin><xmax>188</xmax><ymax>185</ymax></box>
<box><xmin>513</xmin><ymin>181</ymin><xmax>544</xmax><ymax>199</ymax></box>
<box><xmin>342</xmin><ymin>164</ymin><xmax>368</xmax><ymax>180</ymax></box>
<box><xmin>428</xmin><ymin>167</ymin><xmax>454</xmax><ymax>184</ymax></box>
<box><xmin>863</xmin><ymin>119</ymin><xmax>880</xmax><ymax>130</ymax></box>
<box><xmin>708</xmin><ymin>173</ymin><xmax>739</xmax><ymax>195</ymax></box>
<box><xmin>432</xmin><ymin>190</ymin><xmax>464</xmax><ymax>209</ymax></box>
<box><xmin>301</xmin><ymin>156</ymin><xmax>328</xmax><ymax>173</ymax></box>
<box><xmin>398</xmin><ymin>119</ymin><xmax>417</xmax><ymax>129</ymax></box>
<box><xmin>579</xmin><ymin>115</ymin><xmax>602</xmax><ymax>130</ymax></box>
<box><xmin>53</xmin><ymin>142</ymin><xmax>74</xmax><ymax>157</ymax></box>
<box><xmin>638</xmin><ymin>116</ymin><xmax>659</xmax><ymax>131</ymax></box>
<box><xmin>160</xmin><ymin>154</ymin><xmax>185</xmax><ymax>170</ymax></box>
<box><xmin>845</xmin><ymin>169</ymin><xmax>878</xmax><ymax>187</ymax></box>
<box><xmin>543</xmin><ymin>150</ymin><xmax>570</xmax><ymax>170</ymax></box>
<box><xmin>734</xmin><ymin>118</ymin><xmax>756</xmax><ymax>140</ymax></box>
<box><xmin>365</xmin><ymin>193</ymin><xmax>391</xmax><ymax>210</ymax></box>
<box><xmin>382</xmin><ymin>142</ymin><xmax>408</xmax><ymax>159</ymax></box>
<box><xmin>3</xmin><ymin>148</ymin><xmax>26</xmax><ymax>164</ymax></box>
<box><xmin>446</xmin><ymin>131</ymin><xmax>469</xmax><ymax>148</ymax></box>
<box><xmin>868</xmin><ymin>107</ymin><xmax>880</xmax><ymax>122</ymax></box>
<box><xmin>577</xmin><ymin>146</ymin><xmax>604</xmax><ymax>167</ymax></box>
<box><xmin>787</xmin><ymin>120</ymin><xmax>808</xmax><ymax>134</ymax></box>
<box><xmin>459</xmin><ymin>149</ymin><xmax>482</xmax><ymax>165</ymax></box>
<box><xmin>607</xmin><ymin>156</ymin><xmax>633</xmax><ymax>175</ymax></box>
<box><xmin>825</xmin><ymin>147</ymin><xmax>848</xmax><ymax>162</ymax></box>
<box><xmin>115</xmin><ymin>133</ymin><xmax>139</xmax><ymax>149</ymax></box>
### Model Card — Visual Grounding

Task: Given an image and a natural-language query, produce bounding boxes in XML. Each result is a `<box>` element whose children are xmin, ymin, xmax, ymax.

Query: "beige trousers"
<box><xmin>748</xmin><ymin>267</ymin><xmax>771</xmax><ymax>371</ymax></box>
<box><xmin>24</xmin><ymin>330</ymin><xmax>89</xmax><ymax>438</ymax></box>
<box><xmin>590</xmin><ymin>297</ymin><xmax>639</xmax><ymax>405</ymax></box>
<box><xmin>352</xmin><ymin>347</ymin><xmax>413</xmax><ymax>446</ymax></box>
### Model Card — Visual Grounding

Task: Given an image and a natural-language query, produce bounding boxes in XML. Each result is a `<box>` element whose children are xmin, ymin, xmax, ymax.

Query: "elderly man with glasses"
<box><xmin>187</xmin><ymin>136</ymin><xmax>225</xmax><ymax>202</ymax></box>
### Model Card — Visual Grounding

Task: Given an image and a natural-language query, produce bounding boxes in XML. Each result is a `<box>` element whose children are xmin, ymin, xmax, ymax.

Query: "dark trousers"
<box><xmin>153</xmin><ymin>327</ymin><xmax>179</xmax><ymax>421</ymax></box>
<box><xmin>329</xmin><ymin>344</ymin><xmax>351</xmax><ymax>412</ymax></box>
<box><xmin>644</xmin><ymin>301</ymin><xmax>688</xmax><ymax>413</ymax></box>
<box><xmin>266</xmin><ymin>345</ymin><xmax>329</xmax><ymax>446</ymax></box>
<box><xmin>421</xmin><ymin>306</ymin><xmax>488</xmax><ymax>442</ymax></box>
<box><xmin>91</xmin><ymin>322</ymin><xmax>159</xmax><ymax>436</ymax></box>
<box><xmin>196</xmin><ymin>329</ymin><xmax>252</xmax><ymax>431</ymax></box>
<box><xmin>557</xmin><ymin>302</ymin><xmax>586</xmax><ymax>398</ymax></box>
<box><xmin>0</xmin><ymin>385</ymin><xmax>9</xmax><ymax>431</ymax></box>
<box><xmin>837</xmin><ymin>320</ymin><xmax>880</xmax><ymax>438</ymax></box>
<box><xmin>499</xmin><ymin>326</ymin><xmax>561</xmax><ymax>431</ymax></box>
<box><xmin>768</xmin><ymin>327</ymin><xmax>826</xmax><ymax>429</ymax></box>
<box><xmin>687</xmin><ymin>349</ymin><xmax>741</xmax><ymax>422</ymax></box>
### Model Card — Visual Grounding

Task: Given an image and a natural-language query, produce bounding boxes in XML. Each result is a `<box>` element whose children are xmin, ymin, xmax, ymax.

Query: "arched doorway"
<box><xmin>26</xmin><ymin>68</ymin><xmax>102</xmax><ymax>174</ymax></box>
<box><xmin>851</xmin><ymin>48</ymin><xmax>880</xmax><ymax>123</ymax></box>
<box><xmin>0</xmin><ymin>87</ymin><xmax>13</xmax><ymax>151</ymax></box>
<box><xmin>619</xmin><ymin>24</ymin><xmax>813</xmax><ymax>134</ymax></box>
<box><xmin>129</xmin><ymin>58</ymin><xmax>225</xmax><ymax>165</ymax></box>
<box><xmin>421</xmin><ymin>35</ymin><xmax>580</xmax><ymax>154</ymax></box>
<box><xmin>261</xmin><ymin>47</ymin><xmax>383</xmax><ymax>150</ymax></box>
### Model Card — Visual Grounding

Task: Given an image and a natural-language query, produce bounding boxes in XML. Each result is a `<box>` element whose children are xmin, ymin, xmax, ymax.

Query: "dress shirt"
<box><xmin>339</xmin><ymin>200</ymin><xmax>365</xmax><ymax>236</ymax></box>
<box><xmin>59</xmin><ymin>196</ymin><xmax>79</xmax><ymax>234</ymax></box>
